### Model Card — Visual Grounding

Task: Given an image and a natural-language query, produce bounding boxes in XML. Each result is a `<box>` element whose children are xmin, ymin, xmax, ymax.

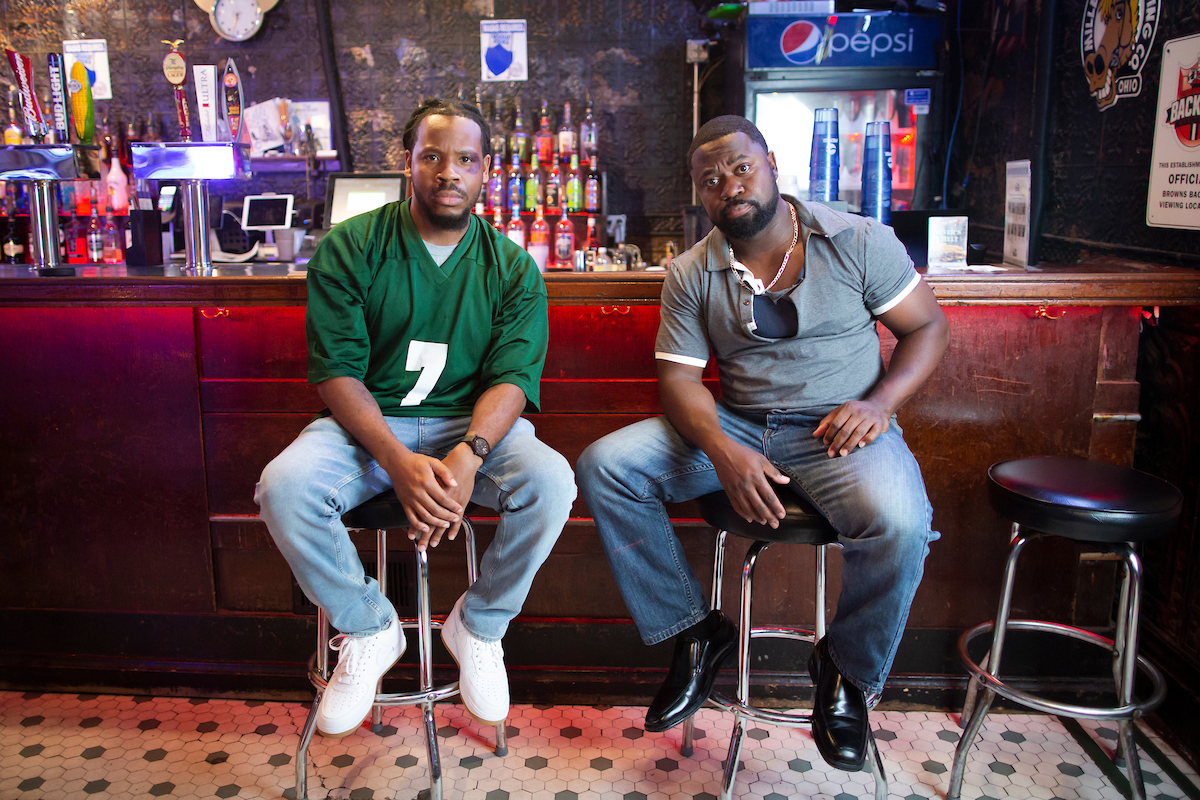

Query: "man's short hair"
<box><xmin>402</xmin><ymin>98</ymin><xmax>492</xmax><ymax>161</ymax></box>
<box><xmin>686</xmin><ymin>115</ymin><xmax>770</xmax><ymax>169</ymax></box>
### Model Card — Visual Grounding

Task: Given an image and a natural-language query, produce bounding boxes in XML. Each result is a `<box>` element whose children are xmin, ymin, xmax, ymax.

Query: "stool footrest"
<box><xmin>709</xmin><ymin>691</ymin><xmax>815</xmax><ymax>727</ymax></box>
<box><xmin>959</xmin><ymin>620</ymin><xmax>1167</xmax><ymax>720</ymax></box>
<box><xmin>306</xmin><ymin>655</ymin><xmax>462</xmax><ymax>708</ymax></box>
<box><xmin>746</xmin><ymin>625</ymin><xmax>818</xmax><ymax>644</ymax></box>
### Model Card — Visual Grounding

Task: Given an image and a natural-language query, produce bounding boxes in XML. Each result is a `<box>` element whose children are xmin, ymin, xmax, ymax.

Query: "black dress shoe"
<box><xmin>808</xmin><ymin>637</ymin><xmax>869</xmax><ymax>771</ymax></box>
<box><xmin>644</xmin><ymin>611</ymin><xmax>736</xmax><ymax>732</ymax></box>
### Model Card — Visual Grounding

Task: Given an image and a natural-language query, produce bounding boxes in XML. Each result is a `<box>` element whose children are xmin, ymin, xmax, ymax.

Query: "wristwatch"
<box><xmin>461</xmin><ymin>434</ymin><xmax>491</xmax><ymax>459</ymax></box>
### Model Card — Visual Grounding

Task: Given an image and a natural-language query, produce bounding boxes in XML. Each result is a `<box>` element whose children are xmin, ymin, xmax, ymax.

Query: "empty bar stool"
<box><xmin>293</xmin><ymin>489</ymin><xmax>507</xmax><ymax>800</ymax></box>
<box><xmin>949</xmin><ymin>457</ymin><xmax>1180</xmax><ymax>800</ymax></box>
<box><xmin>680</xmin><ymin>487</ymin><xmax>888</xmax><ymax>800</ymax></box>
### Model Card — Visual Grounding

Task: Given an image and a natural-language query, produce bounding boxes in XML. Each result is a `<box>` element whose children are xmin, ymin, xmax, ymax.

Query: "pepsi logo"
<box><xmin>781</xmin><ymin>21</ymin><xmax>822</xmax><ymax>65</ymax></box>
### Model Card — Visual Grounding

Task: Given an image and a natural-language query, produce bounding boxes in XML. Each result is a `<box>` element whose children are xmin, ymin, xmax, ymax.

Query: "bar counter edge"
<box><xmin>0</xmin><ymin>258</ymin><xmax>1198</xmax><ymax>306</ymax></box>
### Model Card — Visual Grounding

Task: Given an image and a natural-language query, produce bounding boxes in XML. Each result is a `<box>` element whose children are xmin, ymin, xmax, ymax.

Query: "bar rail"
<box><xmin>0</xmin><ymin>258</ymin><xmax>1197</xmax><ymax>307</ymax></box>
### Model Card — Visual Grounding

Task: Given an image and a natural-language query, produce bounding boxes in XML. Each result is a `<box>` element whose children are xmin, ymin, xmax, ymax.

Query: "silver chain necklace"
<box><xmin>727</xmin><ymin>203</ymin><xmax>799</xmax><ymax>293</ymax></box>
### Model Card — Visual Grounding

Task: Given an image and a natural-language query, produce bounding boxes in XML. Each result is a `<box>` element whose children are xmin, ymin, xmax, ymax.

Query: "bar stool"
<box><xmin>680</xmin><ymin>487</ymin><xmax>888</xmax><ymax>800</ymax></box>
<box><xmin>293</xmin><ymin>490</ymin><xmax>507</xmax><ymax>800</ymax></box>
<box><xmin>949</xmin><ymin>457</ymin><xmax>1180</xmax><ymax>800</ymax></box>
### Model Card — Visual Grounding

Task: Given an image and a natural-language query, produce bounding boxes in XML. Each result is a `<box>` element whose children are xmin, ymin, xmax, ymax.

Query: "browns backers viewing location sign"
<box><xmin>1147</xmin><ymin>32</ymin><xmax>1200</xmax><ymax>231</ymax></box>
<box><xmin>1080</xmin><ymin>0</ymin><xmax>1159</xmax><ymax>111</ymax></box>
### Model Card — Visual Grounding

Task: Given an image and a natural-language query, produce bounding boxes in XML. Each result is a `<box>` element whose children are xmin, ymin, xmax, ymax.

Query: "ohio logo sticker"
<box><xmin>780</xmin><ymin>21</ymin><xmax>823</xmax><ymax>66</ymax></box>
<box><xmin>1080</xmin><ymin>0</ymin><xmax>1159</xmax><ymax>111</ymax></box>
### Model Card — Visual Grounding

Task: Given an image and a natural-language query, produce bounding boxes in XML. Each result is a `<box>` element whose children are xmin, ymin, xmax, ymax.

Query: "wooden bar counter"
<box><xmin>1</xmin><ymin>259</ymin><xmax>1197</xmax><ymax>704</ymax></box>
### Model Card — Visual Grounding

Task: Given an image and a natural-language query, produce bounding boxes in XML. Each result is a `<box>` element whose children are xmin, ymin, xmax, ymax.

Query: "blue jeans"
<box><xmin>576</xmin><ymin>406</ymin><xmax>937</xmax><ymax>696</ymax></box>
<box><xmin>256</xmin><ymin>415</ymin><xmax>575</xmax><ymax>642</ymax></box>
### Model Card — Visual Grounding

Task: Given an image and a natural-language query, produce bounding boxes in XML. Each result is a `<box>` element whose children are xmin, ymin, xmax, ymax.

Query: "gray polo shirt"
<box><xmin>655</xmin><ymin>197</ymin><xmax>920</xmax><ymax>417</ymax></box>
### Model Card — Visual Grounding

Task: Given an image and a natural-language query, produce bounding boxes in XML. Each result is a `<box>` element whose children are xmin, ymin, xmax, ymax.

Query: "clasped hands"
<box><xmin>384</xmin><ymin>445</ymin><xmax>480</xmax><ymax>552</ymax></box>
<box><xmin>714</xmin><ymin>399</ymin><xmax>890</xmax><ymax>529</ymax></box>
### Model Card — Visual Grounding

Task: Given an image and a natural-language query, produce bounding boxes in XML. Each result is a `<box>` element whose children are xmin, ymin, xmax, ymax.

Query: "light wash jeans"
<box><xmin>256</xmin><ymin>415</ymin><xmax>575</xmax><ymax>642</ymax></box>
<box><xmin>576</xmin><ymin>405</ymin><xmax>938</xmax><ymax>696</ymax></box>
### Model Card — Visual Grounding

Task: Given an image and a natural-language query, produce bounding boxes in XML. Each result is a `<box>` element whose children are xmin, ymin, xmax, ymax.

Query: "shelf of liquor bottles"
<box><xmin>480</xmin><ymin>94</ymin><xmax>624</xmax><ymax>270</ymax></box>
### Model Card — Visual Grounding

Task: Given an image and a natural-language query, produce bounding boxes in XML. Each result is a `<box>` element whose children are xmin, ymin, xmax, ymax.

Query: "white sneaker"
<box><xmin>315</xmin><ymin>619</ymin><xmax>405</xmax><ymax>737</ymax></box>
<box><xmin>441</xmin><ymin>595</ymin><xmax>509</xmax><ymax>724</ymax></box>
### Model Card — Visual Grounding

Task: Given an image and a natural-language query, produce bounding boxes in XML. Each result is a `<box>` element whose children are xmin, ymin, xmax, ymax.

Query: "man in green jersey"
<box><xmin>256</xmin><ymin>99</ymin><xmax>574</xmax><ymax>738</ymax></box>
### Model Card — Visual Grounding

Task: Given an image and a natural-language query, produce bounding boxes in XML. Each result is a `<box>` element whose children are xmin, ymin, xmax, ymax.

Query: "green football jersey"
<box><xmin>306</xmin><ymin>199</ymin><xmax>548</xmax><ymax>417</ymax></box>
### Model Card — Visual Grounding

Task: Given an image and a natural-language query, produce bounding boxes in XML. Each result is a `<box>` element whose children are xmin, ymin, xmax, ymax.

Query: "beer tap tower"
<box><xmin>130</xmin><ymin>40</ymin><xmax>251</xmax><ymax>274</ymax></box>
<box><xmin>0</xmin><ymin>145</ymin><xmax>101</xmax><ymax>271</ymax></box>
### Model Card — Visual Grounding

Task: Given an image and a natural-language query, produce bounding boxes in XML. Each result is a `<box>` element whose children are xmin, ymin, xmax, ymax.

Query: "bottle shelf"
<box><xmin>249</xmin><ymin>155</ymin><xmax>341</xmax><ymax>173</ymax></box>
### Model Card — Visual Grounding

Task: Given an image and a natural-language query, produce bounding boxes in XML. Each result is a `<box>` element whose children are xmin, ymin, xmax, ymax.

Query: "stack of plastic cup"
<box><xmin>861</xmin><ymin>120</ymin><xmax>892</xmax><ymax>224</ymax></box>
<box><xmin>808</xmin><ymin>107</ymin><xmax>840</xmax><ymax>203</ymax></box>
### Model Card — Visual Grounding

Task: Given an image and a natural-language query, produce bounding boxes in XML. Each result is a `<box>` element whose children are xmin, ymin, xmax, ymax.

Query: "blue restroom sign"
<box><xmin>481</xmin><ymin>20</ymin><xmax>528</xmax><ymax>82</ymax></box>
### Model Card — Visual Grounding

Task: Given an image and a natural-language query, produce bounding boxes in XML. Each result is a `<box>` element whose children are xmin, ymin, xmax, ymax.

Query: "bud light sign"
<box><xmin>748</xmin><ymin>14</ymin><xmax>941</xmax><ymax>70</ymax></box>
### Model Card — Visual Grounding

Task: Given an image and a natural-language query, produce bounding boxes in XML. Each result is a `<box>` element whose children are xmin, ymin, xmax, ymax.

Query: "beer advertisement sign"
<box><xmin>1080</xmin><ymin>0</ymin><xmax>1159</xmax><ymax>111</ymax></box>
<box><xmin>1147</xmin><ymin>32</ymin><xmax>1200</xmax><ymax>230</ymax></box>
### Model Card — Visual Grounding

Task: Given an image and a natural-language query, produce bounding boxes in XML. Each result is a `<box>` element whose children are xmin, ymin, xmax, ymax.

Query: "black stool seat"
<box><xmin>988</xmin><ymin>457</ymin><xmax>1182</xmax><ymax>543</ymax></box>
<box><xmin>698</xmin><ymin>487</ymin><xmax>838</xmax><ymax>545</ymax></box>
<box><xmin>341</xmin><ymin>489</ymin><xmax>410</xmax><ymax>530</ymax></box>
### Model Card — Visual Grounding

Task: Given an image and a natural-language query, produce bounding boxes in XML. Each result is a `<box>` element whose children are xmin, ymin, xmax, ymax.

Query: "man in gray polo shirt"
<box><xmin>577</xmin><ymin>116</ymin><xmax>949</xmax><ymax>772</ymax></box>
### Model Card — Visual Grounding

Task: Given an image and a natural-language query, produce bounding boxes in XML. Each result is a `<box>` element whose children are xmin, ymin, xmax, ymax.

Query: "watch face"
<box><xmin>210</xmin><ymin>0</ymin><xmax>263</xmax><ymax>41</ymax></box>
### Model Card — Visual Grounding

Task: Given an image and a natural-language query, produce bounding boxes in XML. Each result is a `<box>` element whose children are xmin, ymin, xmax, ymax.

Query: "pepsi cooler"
<box><xmin>741</xmin><ymin>8</ymin><xmax>946</xmax><ymax>216</ymax></box>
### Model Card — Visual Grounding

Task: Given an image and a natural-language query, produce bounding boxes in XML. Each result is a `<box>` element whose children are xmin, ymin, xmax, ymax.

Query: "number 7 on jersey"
<box><xmin>399</xmin><ymin>340</ymin><xmax>449</xmax><ymax>407</ymax></box>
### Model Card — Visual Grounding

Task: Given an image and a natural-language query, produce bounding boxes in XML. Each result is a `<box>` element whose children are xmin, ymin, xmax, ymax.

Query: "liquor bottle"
<box><xmin>544</xmin><ymin>157</ymin><xmax>561</xmax><ymax>212</ymax></box>
<box><xmin>584</xmin><ymin>156</ymin><xmax>601</xmax><ymax>214</ymax></box>
<box><xmin>528</xmin><ymin>204</ymin><xmax>549</xmax><ymax>272</ymax></box>
<box><xmin>107</xmin><ymin>145</ymin><xmax>129</xmax><ymax>214</ymax></box>
<box><xmin>534</xmin><ymin>100</ymin><xmax>554</xmax><ymax>165</ymax></box>
<box><xmin>486</xmin><ymin>157</ymin><xmax>506</xmax><ymax>212</ymax></box>
<box><xmin>505</xmin><ymin>211</ymin><xmax>525</xmax><ymax>249</ymax></box>
<box><xmin>584</xmin><ymin>214</ymin><xmax>598</xmax><ymax>251</ymax></box>
<box><xmin>66</xmin><ymin>209</ymin><xmax>86</xmax><ymax>263</ymax></box>
<box><xmin>142</xmin><ymin>111</ymin><xmax>162</xmax><ymax>143</ymax></box>
<box><xmin>558</xmin><ymin>101</ymin><xmax>578</xmax><ymax>165</ymax></box>
<box><xmin>553</xmin><ymin>200</ymin><xmax>575</xmax><ymax>268</ymax></box>
<box><xmin>86</xmin><ymin>202</ymin><xmax>103</xmax><ymax>262</ymax></box>
<box><xmin>566</xmin><ymin>154</ymin><xmax>583</xmax><ymax>213</ymax></box>
<box><xmin>122</xmin><ymin>120</ymin><xmax>138</xmax><ymax>170</ymax></box>
<box><xmin>489</xmin><ymin>94</ymin><xmax>508</xmax><ymax>166</ymax></box>
<box><xmin>2</xmin><ymin>186</ymin><xmax>24</xmax><ymax>263</ymax></box>
<box><xmin>101</xmin><ymin>210</ymin><xmax>123</xmax><ymax>263</ymax></box>
<box><xmin>506</xmin><ymin>152</ymin><xmax>523</xmax><ymax>213</ymax></box>
<box><xmin>593</xmin><ymin>246</ymin><xmax>612</xmax><ymax>271</ymax></box>
<box><xmin>492</xmin><ymin>207</ymin><xmax>505</xmax><ymax>234</ymax></box>
<box><xmin>508</xmin><ymin>96</ymin><xmax>528</xmax><ymax>165</ymax></box>
<box><xmin>98</xmin><ymin>119</ymin><xmax>111</xmax><ymax>210</ymax></box>
<box><xmin>579</xmin><ymin>99</ymin><xmax>598</xmax><ymax>160</ymax></box>
<box><xmin>523</xmin><ymin>152</ymin><xmax>542</xmax><ymax>213</ymax></box>
<box><xmin>4</xmin><ymin>86</ymin><xmax>23</xmax><ymax>145</ymax></box>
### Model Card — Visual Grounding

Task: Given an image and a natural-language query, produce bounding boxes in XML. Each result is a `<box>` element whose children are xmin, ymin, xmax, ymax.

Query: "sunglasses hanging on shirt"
<box><xmin>749</xmin><ymin>293</ymin><xmax>799</xmax><ymax>339</ymax></box>
<box><xmin>729</xmin><ymin>256</ymin><xmax>801</xmax><ymax>340</ymax></box>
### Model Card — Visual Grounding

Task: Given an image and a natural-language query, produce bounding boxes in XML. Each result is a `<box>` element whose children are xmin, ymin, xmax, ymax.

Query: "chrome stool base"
<box><xmin>948</xmin><ymin>527</ymin><xmax>1167</xmax><ymax>800</ymax></box>
<box><xmin>294</xmin><ymin>522</ymin><xmax>506</xmax><ymax>800</ymax></box>
<box><xmin>682</xmin><ymin>529</ymin><xmax>889</xmax><ymax>800</ymax></box>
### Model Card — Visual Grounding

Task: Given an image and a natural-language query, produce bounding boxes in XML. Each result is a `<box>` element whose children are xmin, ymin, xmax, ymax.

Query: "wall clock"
<box><xmin>193</xmin><ymin>0</ymin><xmax>281</xmax><ymax>42</ymax></box>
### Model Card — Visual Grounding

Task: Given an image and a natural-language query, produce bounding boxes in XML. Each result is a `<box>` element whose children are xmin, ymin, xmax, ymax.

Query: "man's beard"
<box><xmin>414</xmin><ymin>186</ymin><xmax>473</xmax><ymax>231</ymax></box>
<box><xmin>714</xmin><ymin>186</ymin><xmax>780</xmax><ymax>240</ymax></box>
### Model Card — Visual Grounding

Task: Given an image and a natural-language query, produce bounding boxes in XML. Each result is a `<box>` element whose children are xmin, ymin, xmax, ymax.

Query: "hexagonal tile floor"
<box><xmin>0</xmin><ymin>691</ymin><xmax>1196</xmax><ymax>799</ymax></box>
